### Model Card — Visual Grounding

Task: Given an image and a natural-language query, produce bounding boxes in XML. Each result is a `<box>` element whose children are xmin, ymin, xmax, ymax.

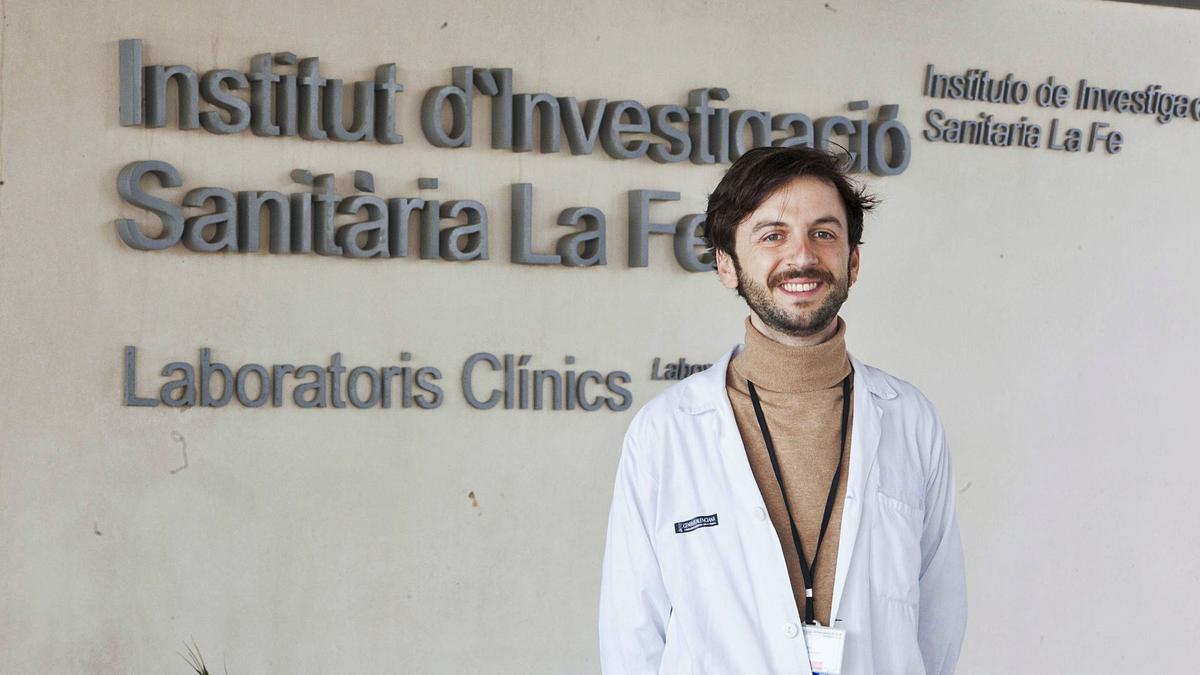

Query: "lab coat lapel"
<box><xmin>829</xmin><ymin>356</ymin><xmax>883</xmax><ymax>624</ymax></box>
<box><xmin>682</xmin><ymin>345</ymin><xmax>804</xmax><ymax>597</ymax></box>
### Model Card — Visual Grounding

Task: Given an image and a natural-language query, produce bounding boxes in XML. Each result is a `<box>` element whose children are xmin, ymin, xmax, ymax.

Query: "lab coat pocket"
<box><xmin>868</xmin><ymin>468</ymin><xmax>924</xmax><ymax>607</ymax></box>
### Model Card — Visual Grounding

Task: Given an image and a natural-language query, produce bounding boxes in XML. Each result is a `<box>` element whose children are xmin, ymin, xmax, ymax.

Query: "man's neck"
<box><xmin>749</xmin><ymin>313</ymin><xmax>840</xmax><ymax>348</ymax></box>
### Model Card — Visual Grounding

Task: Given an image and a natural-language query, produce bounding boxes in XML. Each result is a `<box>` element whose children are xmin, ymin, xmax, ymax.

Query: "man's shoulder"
<box><xmin>621</xmin><ymin>347</ymin><xmax>735</xmax><ymax>449</ymax></box>
<box><xmin>625</xmin><ymin>366</ymin><xmax>713</xmax><ymax>436</ymax></box>
<box><xmin>857</xmin><ymin>359</ymin><xmax>938</xmax><ymax>410</ymax></box>
<box><xmin>855</xmin><ymin>358</ymin><xmax>949</xmax><ymax>455</ymax></box>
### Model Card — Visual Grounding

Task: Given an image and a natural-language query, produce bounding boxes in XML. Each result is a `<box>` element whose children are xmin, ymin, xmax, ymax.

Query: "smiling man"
<box><xmin>599</xmin><ymin>146</ymin><xmax>966</xmax><ymax>675</ymax></box>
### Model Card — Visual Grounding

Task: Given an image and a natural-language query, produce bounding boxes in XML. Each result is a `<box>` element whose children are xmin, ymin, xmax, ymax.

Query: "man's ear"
<box><xmin>715</xmin><ymin>249</ymin><xmax>739</xmax><ymax>290</ymax></box>
<box><xmin>849</xmin><ymin>245</ymin><xmax>860</xmax><ymax>287</ymax></box>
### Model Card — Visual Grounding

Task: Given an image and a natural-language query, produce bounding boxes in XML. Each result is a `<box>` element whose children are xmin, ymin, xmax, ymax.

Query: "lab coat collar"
<box><xmin>676</xmin><ymin>342</ymin><xmax>895</xmax><ymax>624</ymax></box>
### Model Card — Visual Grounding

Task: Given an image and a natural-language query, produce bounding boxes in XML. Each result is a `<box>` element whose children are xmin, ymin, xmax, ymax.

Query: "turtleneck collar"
<box><xmin>730</xmin><ymin>315</ymin><xmax>851</xmax><ymax>393</ymax></box>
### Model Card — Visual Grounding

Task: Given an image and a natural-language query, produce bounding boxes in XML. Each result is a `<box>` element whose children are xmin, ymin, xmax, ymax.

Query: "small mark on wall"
<box><xmin>170</xmin><ymin>431</ymin><xmax>189</xmax><ymax>474</ymax></box>
<box><xmin>468</xmin><ymin>491</ymin><xmax>479</xmax><ymax>508</ymax></box>
<box><xmin>959</xmin><ymin>481</ymin><xmax>973</xmax><ymax>494</ymax></box>
<box><xmin>94</xmin><ymin>521</ymin><xmax>102</xmax><ymax>536</ymax></box>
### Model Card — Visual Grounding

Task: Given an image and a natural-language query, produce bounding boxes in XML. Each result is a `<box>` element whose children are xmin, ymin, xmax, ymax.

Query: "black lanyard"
<box><xmin>746</xmin><ymin>369</ymin><xmax>852</xmax><ymax>626</ymax></box>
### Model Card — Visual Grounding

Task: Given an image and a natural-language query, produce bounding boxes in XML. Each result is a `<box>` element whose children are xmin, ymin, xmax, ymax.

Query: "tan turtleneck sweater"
<box><xmin>726</xmin><ymin>316</ymin><xmax>853</xmax><ymax>627</ymax></box>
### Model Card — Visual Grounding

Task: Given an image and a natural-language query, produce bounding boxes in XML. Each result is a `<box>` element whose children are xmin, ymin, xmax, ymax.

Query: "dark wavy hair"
<box><xmin>703</xmin><ymin>146</ymin><xmax>877</xmax><ymax>261</ymax></box>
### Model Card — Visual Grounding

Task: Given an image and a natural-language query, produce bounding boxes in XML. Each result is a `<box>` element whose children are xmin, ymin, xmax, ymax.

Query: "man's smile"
<box><xmin>776</xmin><ymin>279</ymin><xmax>824</xmax><ymax>297</ymax></box>
<box><xmin>770</xmin><ymin>267</ymin><xmax>836</xmax><ymax>301</ymax></box>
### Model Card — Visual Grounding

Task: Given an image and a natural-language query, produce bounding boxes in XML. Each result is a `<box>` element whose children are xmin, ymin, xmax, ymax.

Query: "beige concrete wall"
<box><xmin>2</xmin><ymin>0</ymin><xmax>1198</xmax><ymax>672</ymax></box>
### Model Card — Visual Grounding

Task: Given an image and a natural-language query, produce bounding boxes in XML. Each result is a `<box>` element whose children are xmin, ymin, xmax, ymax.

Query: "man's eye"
<box><xmin>813</xmin><ymin>231</ymin><xmax>835</xmax><ymax>240</ymax></box>
<box><xmin>763</xmin><ymin>232</ymin><xmax>783</xmax><ymax>242</ymax></box>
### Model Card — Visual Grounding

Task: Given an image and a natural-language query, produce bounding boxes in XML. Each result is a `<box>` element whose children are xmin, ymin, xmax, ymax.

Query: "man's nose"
<box><xmin>781</xmin><ymin>236</ymin><xmax>819</xmax><ymax>267</ymax></box>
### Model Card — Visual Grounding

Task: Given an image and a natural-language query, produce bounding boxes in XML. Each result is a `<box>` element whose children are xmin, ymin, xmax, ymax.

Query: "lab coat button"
<box><xmin>782</xmin><ymin>622</ymin><xmax>799</xmax><ymax>638</ymax></box>
<box><xmin>753</xmin><ymin>507</ymin><xmax>767</xmax><ymax>521</ymax></box>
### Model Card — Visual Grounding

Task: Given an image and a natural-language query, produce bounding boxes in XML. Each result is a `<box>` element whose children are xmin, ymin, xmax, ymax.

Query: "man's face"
<box><xmin>715</xmin><ymin>176</ymin><xmax>859</xmax><ymax>340</ymax></box>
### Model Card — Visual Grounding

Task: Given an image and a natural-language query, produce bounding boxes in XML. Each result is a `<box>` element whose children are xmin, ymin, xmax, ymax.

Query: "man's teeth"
<box><xmin>781</xmin><ymin>281</ymin><xmax>819</xmax><ymax>292</ymax></box>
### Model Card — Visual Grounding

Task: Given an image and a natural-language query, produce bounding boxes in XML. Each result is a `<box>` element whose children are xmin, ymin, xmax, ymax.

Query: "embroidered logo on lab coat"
<box><xmin>674</xmin><ymin>514</ymin><xmax>719</xmax><ymax>533</ymax></box>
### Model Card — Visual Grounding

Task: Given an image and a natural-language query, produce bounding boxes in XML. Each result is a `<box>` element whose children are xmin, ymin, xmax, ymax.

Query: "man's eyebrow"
<box><xmin>749</xmin><ymin>220</ymin><xmax>785</xmax><ymax>233</ymax></box>
<box><xmin>749</xmin><ymin>215</ymin><xmax>844</xmax><ymax>233</ymax></box>
<box><xmin>811</xmin><ymin>214</ymin><xmax>845</xmax><ymax>229</ymax></box>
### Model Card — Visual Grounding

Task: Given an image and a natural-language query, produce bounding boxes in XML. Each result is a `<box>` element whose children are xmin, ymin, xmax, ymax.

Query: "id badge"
<box><xmin>803</xmin><ymin>624</ymin><xmax>846</xmax><ymax>675</ymax></box>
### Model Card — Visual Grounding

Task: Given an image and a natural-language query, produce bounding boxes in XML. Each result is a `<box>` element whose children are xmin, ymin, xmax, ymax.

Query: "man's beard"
<box><xmin>733</xmin><ymin>260</ymin><xmax>850</xmax><ymax>338</ymax></box>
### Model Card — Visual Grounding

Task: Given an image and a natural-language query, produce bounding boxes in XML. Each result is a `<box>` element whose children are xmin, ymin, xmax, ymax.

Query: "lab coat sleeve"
<box><xmin>598</xmin><ymin>430</ymin><xmax>672</xmax><ymax>675</ymax></box>
<box><xmin>917</xmin><ymin>414</ymin><xmax>967</xmax><ymax>675</ymax></box>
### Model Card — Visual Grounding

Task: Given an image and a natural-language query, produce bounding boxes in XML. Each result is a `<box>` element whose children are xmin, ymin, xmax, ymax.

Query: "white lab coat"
<box><xmin>599</xmin><ymin>346</ymin><xmax>966</xmax><ymax>674</ymax></box>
